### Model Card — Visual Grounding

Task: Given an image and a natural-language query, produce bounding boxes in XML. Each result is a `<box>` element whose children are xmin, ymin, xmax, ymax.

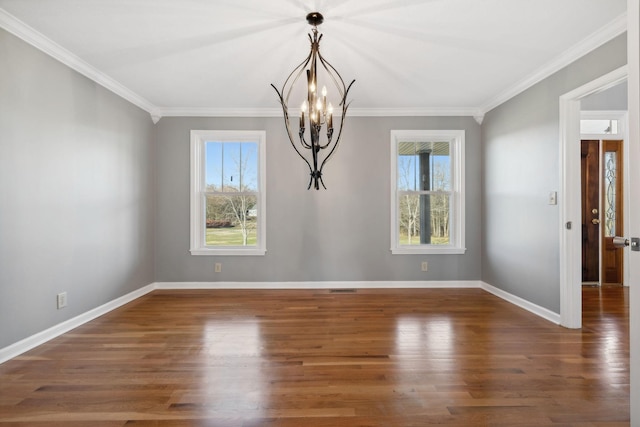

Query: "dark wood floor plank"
<box><xmin>0</xmin><ymin>286</ymin><xmax>629</xmax><ymax>425</ymax></box>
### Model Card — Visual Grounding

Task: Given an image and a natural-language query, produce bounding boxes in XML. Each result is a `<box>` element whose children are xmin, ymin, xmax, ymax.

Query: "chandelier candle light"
<box><xmin>271</xmin><ymin>12</ymin><xmax>355</xmax><ymax>190</ymax></box>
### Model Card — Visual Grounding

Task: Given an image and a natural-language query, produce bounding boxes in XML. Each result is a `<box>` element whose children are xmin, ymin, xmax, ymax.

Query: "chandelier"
<box><xmin>271</xmin><ymin>12</ymin><xmax>355</xmax><ymax>190</ymax></box>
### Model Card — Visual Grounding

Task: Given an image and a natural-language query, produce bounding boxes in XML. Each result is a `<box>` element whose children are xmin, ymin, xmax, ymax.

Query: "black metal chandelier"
<box><xmin>271</xmin><ymin>12</ymin><xmax>355</xmax><ymax>190</ymax></box>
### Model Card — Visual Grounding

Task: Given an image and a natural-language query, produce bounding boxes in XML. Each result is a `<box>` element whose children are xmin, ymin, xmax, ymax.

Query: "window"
<box><xmin>580</xmin><ymin>118</ymin><xmax>619</xmax><ymax>134</ymax></box>
<box><xmin>190</xmin><ymin>130</ymin><xmax>266</xmax><ymax>255</ymax></box>
<box><xmin>580</xmin><ymin>111</ymin><xmax>625</xmax><ymax>137</ymax></box>
<box><xmin>391</xmin><ymin>130</ymin><xmax>465</xmax><ymax>254</ymax></box>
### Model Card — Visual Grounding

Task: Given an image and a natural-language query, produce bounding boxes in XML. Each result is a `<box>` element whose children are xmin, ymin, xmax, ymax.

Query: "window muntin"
<box><xmin>190</xmin><ymin>130</ymin><xmax>266</xmax><ymax>255</ymax></box>
<box><xmin>391</xmin><ymin>130</ymin><xmax>465</xmax><ymax>254</ymax></box>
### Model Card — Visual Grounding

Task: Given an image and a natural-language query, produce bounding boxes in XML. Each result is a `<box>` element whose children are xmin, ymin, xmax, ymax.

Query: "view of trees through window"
<box><xmin>205</xmin><ymin>141</ymin><xmax>258</xmax><ymax>246</ymax></box>
<box><xmin>397</xmin><ymin>141</ymin><xmax>451</xmax><ymax>245</ymax></box>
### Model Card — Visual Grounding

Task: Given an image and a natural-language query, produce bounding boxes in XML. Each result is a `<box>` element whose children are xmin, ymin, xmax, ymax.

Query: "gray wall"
<box><xmin>155</xmin><ymin>116</ymin><xmax>482</xmax><ymax>283</ymax></box>
<box><xmin>481</xmin><ymin>34</ymin><xmax>627</xmax><ymax>313</ymax></box>
<box><xmin>0</xmin><ymin>29</ymin><xmax>156</xmax><ymax>348</ymax></box>
<box><xmin>581</xmin><ymin>80</ymin><xmax>628</xmax><ymax>110</ymax></box>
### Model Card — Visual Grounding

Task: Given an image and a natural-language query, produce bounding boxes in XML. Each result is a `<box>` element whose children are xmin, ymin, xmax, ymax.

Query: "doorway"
<box><xmin>580</xmin><ymin>136</ymin><xmax>625</xmax><ymax>286</ymax></box>
<box><xmin>558</xmin><ymin>66</ymin><xmax>628</xmax><ymax>329</ymax></box>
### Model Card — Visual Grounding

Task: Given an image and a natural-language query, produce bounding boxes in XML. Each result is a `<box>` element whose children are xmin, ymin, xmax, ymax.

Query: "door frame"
<box><xmin>580</xmin><ymin>111</ymin><xmax>629</xmax><ymax>286</ymax></box>
<box><xmin>559</xmin><ymin>65</ymin><xmax>627</xmax><ymax>329</ymax></box>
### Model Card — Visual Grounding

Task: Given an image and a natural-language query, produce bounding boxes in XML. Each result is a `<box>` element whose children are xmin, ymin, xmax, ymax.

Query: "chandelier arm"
<box><xmin>317</xmin><ymin>112</ymin><xmax>346</xmax><ymax>174</ymax></box>
<box><xmin>318</xmin><ymin>128</ymin><xmax>334</xmax><ymax>150</ymax></box>
<box><xmin>318</xmin><ymin>83</ymin><xmax>354</xmax><ymax>172</ymax></box>
<box><xmin>285</xmin><ymin>116</ymin><xmax>314</xmax><ymax>174</ymax></box>
<box><xmin>271</xmin><ymin>84</ymin><xmax>314</xmax><ymax>174</ymax></box>
<box><xmin>298</xmin><ymin>128</ymin><xmax>313</xmax><ymax>149</ymax></box>
<box><xmin>317</xmin><ymin>78</ymin><xmax>354</xmax><ymax>151</ymax></box>
<box><xmin>281</xmin><ymin>53</ymin><xmax>313</xmax><ymax>108</ymax></box>
<box><xmin>317</xmin><ymin>51</ymin><xmax>348</xmax><ymax>103</ymax></box>
<box><xmin>317</xmin><ymin>129</ymin><xmax>333</xmax><ymax>150</ymax></box>
<box><xmin>316</xmin><ymin>173</ymin><xmax>327</xmax><ymax>190</ymax></box>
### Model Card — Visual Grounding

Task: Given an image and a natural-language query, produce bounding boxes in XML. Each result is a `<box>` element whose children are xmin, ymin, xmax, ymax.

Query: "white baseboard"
<box><xmin>153</xmin><ymin>280</ymin><xmax>483</xmax><ymax>290</ymax></box>
<box><xmin>0</xmin><ymin>284</ymin><xmax>155</xmax><ymax>364</ymax></box>
<box><xmin>480</xmin><ymin>281</ymin><xmax>561</xmax><ymax>325</ymax></box>
<box><xmin>1</xmin><ymin>279</ymin><xmax>560</xmax><ymax>364</ymax></box>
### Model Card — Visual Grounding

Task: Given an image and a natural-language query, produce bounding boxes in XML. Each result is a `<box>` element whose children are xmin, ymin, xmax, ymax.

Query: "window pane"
<box><xmin>397</xmin><ymin>153</ymin><xmax>418</xmax><ymax>191</ymax></box>
<box><xmin>205</xmin><ymin>142</ymin><xmax>222</xmax><ymax>190</ymax></box>
<box><xmin>397</xmin><ymin>141</ymin><xmax>451</xmax><ymax>192</ymax></box>
<box><xmin>580</xmin><ymin>119</ymin><xmax>618</xmax><ymax>134</ymax></box>
<box><xmin>206</xmin><ymin>194</ymin><xmax>258</xmax><ymax>246</ymax></box>
<box><xmin>398</xmin><ymin>193</ymin><xmax>450</xmax><ymax>245</ymax></box>
<box><xmin>205</xmin><ymin>142</ymin><xmax>258</xmax><ymax>192</ymax></box>
<box><xmin>240</xmin><ymin>143</ymin><xmax>258</xmax><ymax>192</ymax></box>
<box><xmin>431</xmin><ymin>154</ymin><xmax>451</xmax><ymax>191</ymax></box>
<box><xmin>222</xmin><ymin>143</ymin><xmax>241</xmax><ymax>191</ymax></box>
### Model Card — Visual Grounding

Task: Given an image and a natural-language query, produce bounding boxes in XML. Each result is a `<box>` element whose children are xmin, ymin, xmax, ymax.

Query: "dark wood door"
<box><xmin>581</xmin><ymin>140</ymin><xmax>600</xmax><ymax>283</ymax></box>
<box><xmin>601</xmin><ymin>140</ymin><xmax>624</xmax><ymax>284</ymax></box>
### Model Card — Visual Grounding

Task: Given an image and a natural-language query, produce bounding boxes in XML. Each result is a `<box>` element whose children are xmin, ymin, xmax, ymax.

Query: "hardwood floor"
<box><xmin>0</xmin><ymin>287</ymin><xmax>630</xmax><ymax>426</ymax></box>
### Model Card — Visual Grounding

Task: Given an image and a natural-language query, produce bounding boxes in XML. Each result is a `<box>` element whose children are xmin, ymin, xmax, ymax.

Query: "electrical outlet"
<box><xmin>421</xmin><ymin>261</ymin><xmax>428</xmax><ymax>272</ymax></box>
<box><xmin>57</xmin><ymin>292</ymin><xmax>67</xmax><ymax>309</ymax></box>
<box><xmin>214</xmin><ymin>263</ymin><xmax>222</xmax><ymax>273</ymax></box>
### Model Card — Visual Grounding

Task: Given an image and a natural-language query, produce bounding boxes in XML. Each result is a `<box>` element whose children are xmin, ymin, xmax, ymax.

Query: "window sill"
<box><xmin>391</xmin><ymin>247</ymin><xmax>466</xmax><ymax>255</ymax></box>
<box><xmin>190</xmin><ymin>248</ymin><xmax>266</xmax><ymax>256</ymax></box>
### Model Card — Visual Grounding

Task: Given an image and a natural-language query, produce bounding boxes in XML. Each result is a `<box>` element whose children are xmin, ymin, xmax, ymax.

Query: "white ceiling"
<box><xmin>0</xmin><ymin>0</ymin><xmax>628</xmax><ymax>120</ymax></box>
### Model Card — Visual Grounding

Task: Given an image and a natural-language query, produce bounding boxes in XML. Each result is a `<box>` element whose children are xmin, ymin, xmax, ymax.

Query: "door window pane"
<box><xmin>604</xmin><ymin>151</ymin><xmax>617</xmax><ymax>237</ymax></box>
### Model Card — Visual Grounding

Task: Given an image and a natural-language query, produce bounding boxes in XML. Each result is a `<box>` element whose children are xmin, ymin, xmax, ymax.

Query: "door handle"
<box><xmin>591</xmin><ymin>218</ymin><xmax>600</xmax><ymax>225</ymax></box>
<box><xmin>613</xmin><ymin>236</ymin><xmax>629</xmax><ymax>248</ymax></box>
<box><xmin>614</xmin><ymin>236</ymin><xmax>640</xmax><ymax>251</ymax></box>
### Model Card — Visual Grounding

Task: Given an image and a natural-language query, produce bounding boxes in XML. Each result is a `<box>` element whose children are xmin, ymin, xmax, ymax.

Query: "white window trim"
<box><xmin>390</xmin><ymin>130</ymin><xmax>466</xmax><ymax>255</ymax></box>
<box><xmin>190</xmin><ymin>130</ymin><xmax>266</xmax><ymax>256</ymax></box>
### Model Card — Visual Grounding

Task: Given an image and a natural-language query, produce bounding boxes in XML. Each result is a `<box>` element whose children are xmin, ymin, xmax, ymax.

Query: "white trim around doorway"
<box><xmin>559</xmin><ymin>65</ymin><xmax>628</xmax><ymax>329</ymax></box>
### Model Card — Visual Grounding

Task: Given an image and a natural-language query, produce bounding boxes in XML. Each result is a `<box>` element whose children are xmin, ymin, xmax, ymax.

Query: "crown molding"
<box><xmin>156</xmin><ymin>106</ymin><xmax>483</xmax><ymax>120</ymax></box>
<box><xmin>157</xmin><ymin>107</ymin><xmax>283</xmax><ymax>118</ymax></box>
<box><xmin>0</xmin><ymin>8</ymin><xmax>159</xmax><ymax>120</ymax></box>
<box><xmin>480</xmin><ymin>12</ymin><xmax>628</xmax><ymax>115</ymax></box>
<box><xmin>348</xmin><ymin>107</ymin><xmax>482</xmax><ymax>118</ymax></box>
